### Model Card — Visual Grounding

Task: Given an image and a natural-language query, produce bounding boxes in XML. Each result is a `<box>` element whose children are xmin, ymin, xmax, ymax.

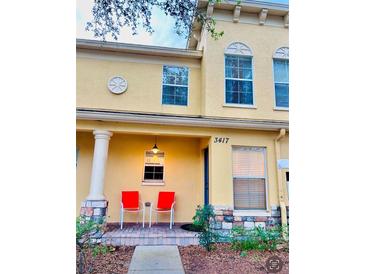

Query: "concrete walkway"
<box><xmin>127</xmin><ymin>245</ymin><xmax>185</xmax><ymax>274</ymax></box>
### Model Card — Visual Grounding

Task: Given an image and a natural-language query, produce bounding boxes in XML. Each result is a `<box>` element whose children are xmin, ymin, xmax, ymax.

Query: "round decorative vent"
<box><xmin>107</xmin><ymin>76</ymin><xmax>128</xmax><ymax>94</ymax></box>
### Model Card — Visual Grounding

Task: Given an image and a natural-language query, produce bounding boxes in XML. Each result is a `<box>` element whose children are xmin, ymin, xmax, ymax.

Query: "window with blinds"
<box><xmin>144</xmin><ymin>151</ymin><xmax>165</xmax><ymax>182</ymax></box>
<box><xmin>232</xmin><ymin>146</ymin><xmax>267</xmax><ymax>210</ymax></box>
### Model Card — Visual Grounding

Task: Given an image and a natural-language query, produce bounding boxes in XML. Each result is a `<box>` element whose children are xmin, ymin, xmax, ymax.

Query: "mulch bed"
<box><xmin>179</xmin><ymin>243</ymin><xmax>289</xmax><ymax>274</ymax></box>
<box><xmin>76</xmin><ymin>246</ymin><xmax>135</xmax><ymax>274</ymax></box>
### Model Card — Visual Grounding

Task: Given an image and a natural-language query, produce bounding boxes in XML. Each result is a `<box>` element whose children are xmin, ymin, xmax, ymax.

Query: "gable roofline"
<box><xmin>76</xmin><ymin>38</ymin><xmax>202</xmax><ymax>59</ymax></box>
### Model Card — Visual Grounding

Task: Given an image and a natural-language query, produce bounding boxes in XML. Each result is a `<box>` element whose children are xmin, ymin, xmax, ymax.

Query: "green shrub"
<box><xmin>76</xmin><ymin>216</ymin><xmax>110</xmax><ymax>274</ymax></box>
<box><xmin>231</xmin><ymin>225</ymin><xmax>288</xmax><ymax>252</ymax></box>
<box><xmin>193</xmin><ymin>204</ymin><xmax>219</xmax><ymax>251</ymax></box>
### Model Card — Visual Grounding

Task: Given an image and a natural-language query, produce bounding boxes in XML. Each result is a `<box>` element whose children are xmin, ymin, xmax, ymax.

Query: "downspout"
<box><xmin>274</xmin><ymin>128</ymin><xmax>287</xmax><ymax>226</ymax></box>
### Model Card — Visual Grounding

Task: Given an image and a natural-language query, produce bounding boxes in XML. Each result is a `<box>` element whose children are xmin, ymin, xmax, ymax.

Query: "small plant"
<box><xmin>92</xmin><ymin>245</ymin><xmax>115</xmax><ymax>257</ymax></box>
<box><xmin>231</xmin><ymin>225</ymin><xmax>287</xmax><ymax>252</ymax></box>
<box><xmin>193</xmin><ymin>204</ymin><xmax>219</xmax><ymax>251</ymax></box>
<box><xmin>76</xmin><ymin>216</ymin><xmax>108</xmax><ymax>274</ymax></box>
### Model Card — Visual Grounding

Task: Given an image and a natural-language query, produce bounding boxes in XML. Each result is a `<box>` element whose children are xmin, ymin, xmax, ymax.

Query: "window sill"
<box><xmin>223</xmin><ymin>104</ymin><xmax>257</xmax><ymax>109</ymax></box>
<box><xmin>162</xmin><ymin>103</ymin><xmax>188</xmax><ymax>107</ymax></box>
<box><xmin>273</xmin><ymin>107</ymin><xmax>289</xmax><ymax>111</ymax></box>
<box><xmin>142</xmin><ymin>180</ymin><xmax>165</xmax><ymax>186</ymax></box>
<box><xmin>233</xmin><ymin>210</ymin><xmax>271</xmax><ymax>217</ymax></box>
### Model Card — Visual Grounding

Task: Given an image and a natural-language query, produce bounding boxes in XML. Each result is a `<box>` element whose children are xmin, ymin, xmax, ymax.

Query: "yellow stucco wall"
<box><xmin>77</xmin><ymin>131</ymin><xmax>204</xmax><ymax>223</ymax></box>
<box><xmin>77</xmin><ymin>120</ymin><xmax>287</xmax><ymax>221</ymax></box>
<box><xmin>202</xmin><ymin>21</ymin><xmax>288</xmax><ymax>120</ymax></box>
<box><xmin>76</xmin><ymin>54</ymin><xmax>201</xmax><ymax>116</ymax></box>
<box><xmin>77</xmin><ymin>21</ymin><xmax>288</xmax><ymax>122</ymax></box>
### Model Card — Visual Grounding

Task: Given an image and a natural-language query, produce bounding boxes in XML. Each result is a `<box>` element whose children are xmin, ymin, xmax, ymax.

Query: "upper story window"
<box><xmin>273</xmin><ymin>47</ymin><xmax>289</xmax><ymax>109</ymax></box>
<box><xmin>162</xmin><ymin>65</ymin><xmax>189</xmax><ymax>106</ymax></box>
<box><xmin>224</xmin><ymin>42</ymin><xmax>254</xmax><ymax>106</ymax></box>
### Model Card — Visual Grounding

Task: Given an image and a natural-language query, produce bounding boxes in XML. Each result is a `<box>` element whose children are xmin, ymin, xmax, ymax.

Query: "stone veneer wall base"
<box><xmin>210</xmin><ymin>206</ymin><xmax>289</xmax><ymax>235</ymax></box>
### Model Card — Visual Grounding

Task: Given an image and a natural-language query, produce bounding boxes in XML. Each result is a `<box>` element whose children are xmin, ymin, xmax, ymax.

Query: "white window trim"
<box><xmin>223</xmin><ymin>103</ymin><xmax>257</xmax><ymax>109</ymax></box>
<box><xmin>142</xmin><ymin>180</ymin><xmax>165</xmax><ymax>186</ymax></box>
<box><xmin>224</xmin><ymin>54</ymin><xmax>256</xmax><ymax>106</ymax></box>
<box><xmin>142</xmin><ymin>151</ymin><xmax>165</xmax><ymax>185</ymax></box>
<box><xmin>231</xmin><ymin>146</ymin><xmax>269</xmax><ymax>211</ymax></box>
<box><xmin>272</xmin><ymin>47</ymin><xmax>289</xmax><ymax>109</ymax></box>
<box><xmin>273</xmin><ymin>106</ymin><xmax>289</xmax><ymax>111</ymax></box>
<box><xmin>161</xmin><ymin>65</ymin><xmax>189</xmax><ymax>107</ymax></box>
<box><xmin>233</xmin><ymin>210</ymin><xmax>271</xmax><ymax>217</ymax></box>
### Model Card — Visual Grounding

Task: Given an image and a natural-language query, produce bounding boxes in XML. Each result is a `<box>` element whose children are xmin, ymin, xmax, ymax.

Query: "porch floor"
<box><xmin>102</xmin><ymin>223</ymin><xmax>199</xmax><ymax>246</ymax></box>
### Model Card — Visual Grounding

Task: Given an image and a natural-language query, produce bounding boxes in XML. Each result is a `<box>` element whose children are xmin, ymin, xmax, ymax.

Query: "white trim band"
<box><xmin>77</xmin><ymin>108</ymin><xmax>289</xmax><ymax>131</ymax></box>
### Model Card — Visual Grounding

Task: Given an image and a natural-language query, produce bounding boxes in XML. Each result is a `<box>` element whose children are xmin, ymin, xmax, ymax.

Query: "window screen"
<box><xmin>232</xmin><ymin>147</ymin><xmax>267</xmax><ymax>210</ymax></box>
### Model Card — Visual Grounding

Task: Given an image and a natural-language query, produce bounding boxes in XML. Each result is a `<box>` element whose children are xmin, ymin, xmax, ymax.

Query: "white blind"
<box><xmin>232</xmin><ymin>147</ymin><xmax>266</xmax><ymax>210</ymax></box>
<box><xmin>232</xmin><ymin>147</ymin><xmax>265</xmax><ymax>177</ymax></box>
<box><xmin>145</xmin><ymin>152</ymin><xmax>164</xmax><ymax>166</ymax></box>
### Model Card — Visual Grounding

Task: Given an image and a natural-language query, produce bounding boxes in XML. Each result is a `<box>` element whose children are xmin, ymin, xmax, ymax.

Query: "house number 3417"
<box><xmin>214</xmin><ymin>137</ymin><xmax>230</xmax><ymax>144</ymax></box>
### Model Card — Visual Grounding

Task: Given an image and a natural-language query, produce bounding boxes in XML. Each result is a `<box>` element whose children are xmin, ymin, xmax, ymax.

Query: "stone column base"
<box><xmin>80</xmin><ymin>200</ymin><xmax>108</xmax><ymax>224</ymax></box>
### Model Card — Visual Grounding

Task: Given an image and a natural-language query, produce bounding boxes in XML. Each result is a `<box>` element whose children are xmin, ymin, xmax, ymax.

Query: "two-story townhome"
<box><xmin>76</xmin><ymin>0</ymin><xmax>289</xmax><ymax>231</ymax></box>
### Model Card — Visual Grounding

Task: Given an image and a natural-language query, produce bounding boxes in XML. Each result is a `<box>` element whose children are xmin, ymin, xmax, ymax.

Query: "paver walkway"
<box><xmin>127</xmin><ymin>245</ymin><xmax>185</xmax><ymax>274</ymax></box>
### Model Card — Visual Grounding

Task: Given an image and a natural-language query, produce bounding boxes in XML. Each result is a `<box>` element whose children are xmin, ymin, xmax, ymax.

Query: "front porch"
<box><xmin>102</xmin><ymin>223</ymin><xmax>199</xmax><ymax>246</ymax></box>
<box><xmin>77</xmin><ymin>130</ymin><xmax>209</xmax><ymax>225</ymax></box>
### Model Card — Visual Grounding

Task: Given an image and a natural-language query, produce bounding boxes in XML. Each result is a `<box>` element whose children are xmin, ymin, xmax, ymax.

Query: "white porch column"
<box><xmin>86</xmin><ymin>130</ymin><xmax>113</xmax><ymax>200</ymax></box>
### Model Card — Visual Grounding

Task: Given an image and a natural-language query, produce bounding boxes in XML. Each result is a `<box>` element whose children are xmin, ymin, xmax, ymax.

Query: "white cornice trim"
<box><xmin>233</xmin><ymin>5</ymin><xmax>241</xmax><ymax>23</ymax></box>
<box><xmin>259</xmin><ymin>9</ymin><xmax>269</xmax><ymax>25</ymax></box>
<box><xmin>240</xmin><ymin>0</ymin><xmax>288</xmax><ymax>10</ymax></box>
<box><xmin>76</xmin><ymin>39</ymin><xmax>203</xmax><ymax>59</ymax></box>
<box><xmin>207</xmin><ymin>2</ymin><xmax>215</xmax><ymax>18</ymax></box>
<box><xmin>199</xmin><ymin>0</ymin><xmax>288</xmax><ymax>13</ymax></box>
<box><xmin>284</xmin><ymin>13</ymin><xmax>289</xmax><ymax>28</ymax></box>
<box><xmin>76</xmin><ymin>108</ymin><xmax>289</xmax><ymax>131</ymax></box>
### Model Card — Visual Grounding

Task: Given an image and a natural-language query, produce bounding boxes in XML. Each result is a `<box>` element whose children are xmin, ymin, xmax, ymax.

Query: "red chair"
<box><xmin>120</xmin><ymin>191</ymin><xmax>145</xmax><ymax>229</ymax></box>
<box><xmin>150</xmin><ymin>192</ymin><xmax>175</xmax><ymax>229</ymax></box>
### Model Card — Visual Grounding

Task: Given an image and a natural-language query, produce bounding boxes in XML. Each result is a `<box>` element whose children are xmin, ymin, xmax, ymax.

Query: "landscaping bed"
<box><xmin>179</xmin><ymin>243</ymin><xmax>289</xmax><ymax>274</ymax></box>
<box><xmin>76</xmin><ymin>246</ymin><xmax>135</xmax><ymax>274</ymax></box>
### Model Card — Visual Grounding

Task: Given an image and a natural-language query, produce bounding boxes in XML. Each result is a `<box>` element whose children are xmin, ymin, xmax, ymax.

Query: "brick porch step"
<box><xmin>102</xmin><ymin>223</ymin><xmax>199</xmax><ymax>246</ymax></box>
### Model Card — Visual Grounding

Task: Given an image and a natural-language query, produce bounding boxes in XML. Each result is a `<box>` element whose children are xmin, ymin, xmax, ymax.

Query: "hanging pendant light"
<box><xmin>152</xmin><ymin>136</ymin><xmax>159</xmax><ymax>154</ymax></box>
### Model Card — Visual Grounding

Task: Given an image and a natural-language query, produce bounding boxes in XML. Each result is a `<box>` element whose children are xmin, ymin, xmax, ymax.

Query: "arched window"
<box><xmin>273</xmin><ymin>47</ymin><xmax>289</xmax><ymax>109</ymax></box>
<box><xmin>224</xmin><ymin>42</ymin><xmax>254</xmax><ymax>106</ymax></box>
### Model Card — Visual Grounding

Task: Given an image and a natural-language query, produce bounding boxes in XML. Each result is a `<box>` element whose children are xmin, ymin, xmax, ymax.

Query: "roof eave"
<box><xmin>76</xmin><ymin>108</ymin><xmax>289</xmax><ymax>131</ymax></box>
<box><xmin>76</xmin><ymin>38</ymin><xmax>203</xmax><ymax>59</ymax></box>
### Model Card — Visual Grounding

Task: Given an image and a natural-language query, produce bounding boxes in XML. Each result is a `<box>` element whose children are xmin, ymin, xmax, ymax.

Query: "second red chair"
<box><xmin>150</xmin><ymin>191</ymin><xmax>175</xmax><ymax>229</ymax></box>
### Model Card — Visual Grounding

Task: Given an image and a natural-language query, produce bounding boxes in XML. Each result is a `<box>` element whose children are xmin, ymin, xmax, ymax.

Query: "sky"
<box><xmin>76</xmin><ymin>0</ymin><xmax>288</xmax><ymax>49</ymax></box>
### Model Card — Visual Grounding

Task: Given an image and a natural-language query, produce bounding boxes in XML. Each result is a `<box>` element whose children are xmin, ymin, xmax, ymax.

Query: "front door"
<box><xmin>204</xmin><ymin>148</ymin><xmax>209</xmax><ymax>205</ymax></box>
